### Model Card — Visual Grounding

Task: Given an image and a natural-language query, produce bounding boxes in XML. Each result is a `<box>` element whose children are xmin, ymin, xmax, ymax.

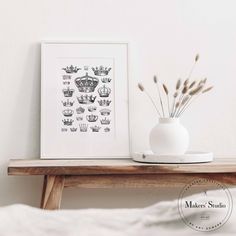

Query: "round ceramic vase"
<box><xmin>149</xmin><ymin>118</ymin><xmax>189</xmax><ymax>155</ymax></box>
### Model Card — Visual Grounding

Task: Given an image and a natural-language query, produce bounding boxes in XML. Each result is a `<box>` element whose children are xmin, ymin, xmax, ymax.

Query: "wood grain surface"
<box><xmin>8</xmin><ymin>158</ymin><xmax>236</xmax><ymax>175</ymax></box>
<box><xmin>41</xmin><ymin>175</ymin><xmax>65</xmax><ymax>210</ymax></box>
<box><xmin>64</xmin><ymin>173</ymin><xmax>236</xmax><ymax>188</ymax></box>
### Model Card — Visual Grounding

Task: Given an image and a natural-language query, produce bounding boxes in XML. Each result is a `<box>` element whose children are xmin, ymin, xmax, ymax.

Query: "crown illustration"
<box><xmin>76</xmin><ymin>116</ymin><xmax>83</xmax><ymax>121</ymax></box>
<box><xmin>92</xmin><ymin>66</ymin><xmax>111</xmax><ymax>76</ymax></box>
<box><xmin>62</xmin><ymin>75</ymin><xmax>71</xmax><ymax>80</ymax></box>
<box><xmin>84</xmin><ymin>66</ymin><xmax>89</xmax><ymax>71</ymax></box>
<box><xmin>62</xmin><ymin>109</ymin><xmax>74</xmax><ymax>117</ymax></box>
<box><xmin>61</xmin><ymin>128</ymin><xmax>67</xmax><ymax>132</ymax></box>
<box><xmin>97</xmin><ymin>85</ymin><xmax>111</xmax><ymax>97</ymax></box>
<box><xmin>77</xmin><ymin>95</ymin><xmax>96</xmax><ymax>104</ymax></box>
<box><xmin>76</xmin><ymin>107</ymin><xmax>85</xmax><ymax>114</ymax></box>
<box><xmin>86</xmin><ymin>114</ymin><xmax>98</xmax><ymax>122</ymax></box>
<box><xmin>63</xmin><ymin>87</ymin><xmax>74</xmax><ymax>97</ymax></box>
<box><xmin>88</xmin><ymin>106</ymin><xmax>97</xmax><ymax>112</ymax></box>
<box><xmin>101</xmin><ymin>78</ymin><xmax>112</xmax><ymax>83</ymax></box>
<box><xmin>75</xmin><ymin>73</ymin><xmax>99</xmax><ymax>93</ymax></box>
<box><xmin>62</xmin><ymin>99</ymin><xmax>74</xmax><ymax>107</ymax></box>
<box><xmin>79</xmin><ymin>124</ymin><xmax>88</xmax><ymax>132</ymax></box>
<box><xmin>97</xmin><ymin>99</ymin><xmax>111</xmax><ymax>106</ymax></box>
<box><xmin>100</xmin><ymin>117</ymin><xmax>111</xmax><ymax>125</ymax></box>
<box><xmin>104</xmin><ymin>127</ymin><xmax>110</xmax><ymax>132</ymax></box>
<box><xmin>62</xmin><ymin>119</ymin><xmax>74</xmax><ymax>126</ymax></box>
<box><xmin>100</xmin><ymin>109</ymin><xmax>111</xmax><ymax>116</ymax></box>
<box><xmin>63</xmin><ymin>81</ymin><xmax>70</xmax><ymax>85</ymax></box>
<box><xmin>62</xmin><ymin>65</ymin><xmax>81</xmax><ymax>73</ymax></box>
<box><xmin>70</xmin><ymin>128</ymin><xmax>77</xmax><ymax>132</ymax></box>
<box><xmin>90</xmin><ymin>125</ymin><xmax>101</xmax><ymax>132</ymax></box>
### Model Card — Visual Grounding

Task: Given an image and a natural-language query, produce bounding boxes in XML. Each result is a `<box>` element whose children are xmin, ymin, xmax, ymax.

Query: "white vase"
<box><xmin>149</xmin><ymin>118</ymin><xmax>189</xmax><ymax>155</ymax></box>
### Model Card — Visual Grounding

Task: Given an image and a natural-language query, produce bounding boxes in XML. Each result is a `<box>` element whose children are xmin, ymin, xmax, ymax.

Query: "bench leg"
<box><xmin>40</xmin><ymin>175</ymin><xmax>65</xmax><ymax>210</ymax></box>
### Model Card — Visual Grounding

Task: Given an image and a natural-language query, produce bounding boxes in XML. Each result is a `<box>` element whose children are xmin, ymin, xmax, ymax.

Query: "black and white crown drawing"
<box><xmin>100</xmin><ymin>117</ymin><xmax>111</xmax><ymax>125</ymax></box>
<box><xmin>77</xmin><ymin>95</ymin><xmax>96</xmax><ymax>104</ymax></box>
<box><xmin>62</xmin><ymin>75</ymin><xmax>71</xmax><ymax>80</ymax></box>
<box><xmin>76</xmin><ymin>107</ymin><xmax>85</xmax><ymax>114</ymax></box>
<box><xmin>92</xmin><ymin>66</ymin><xmax>111</xmax><ymax>76</ymax></box>
<box><xmin>76</xmin><ymin>116</ymin><xmax>83</xmax><ymax>121</ymax></box>
<box><xmin>88</xmin><ymin>106</ymin><xmax>97</xmax><ymax>112</ymax></box>
<box><xmin>63</xmin><ymin>81</ymin><xmax>70</xmax><ymax>85</ymax></box>
<box><xmin>70</xmin><ymin>128</ymin><xmax>77</xmax><ymax>132</ymax></box>
<box><xmin>86</xmin><ymin>114</ymin><xmax>98</xmax><ymax>122</ymax></box>
<box><xmin>100</xmin><ymin>109</ymin><xmax>111</xmax><ymax>116</ymax></box>
<box><xmin>62</xmin><ymin>119</ymin><xmax>74</xmax><ymax>126</ymax></box>
<box><xmin>97</xmin><ymin>85</ymin><xmax>111</xmax><ymax>97</ymax></box>
<box><xmin>79</xmin><ymin>124</ymin><xmax>88</xmax><ymax>132</ymax></box>
<box><xmin>97</xmin><ymin>99</ymin><xmax>111</xmax><ymax>106</ymax></box>
<box><xmin>62</xmin><ymin>65</ymin><xmax>81</xmax><ymax>73</ymax></box>
<box><xmin>62</xmin><ymin>99</ymin><xmax>74</xmax><ymax>107</ymax></box>
<box><xmin>75</xmin><ymin>73</ymin><xmax>99</xmax><ymax>93</ymax></box>
<box><xmin>104</xmin><ymin>127</ymin><xmax>110</xmax><ymax>132</ymax></box>
<box><xmin>90</xmin><ymin>125</ymin><xmax>101</xmax><ymax>132</ymax></box>
<box><xmin>101</xmin><ymin>78</ymin><xmax>112</xmax><ymax>83</ymax></box>
<box><xmin>62</xmin><ymin>109</ymin><xmax>74</xmax><ymax>117</ymax></box>
<box><xmin>63</xmin><ymin>87</ymin><xmax>74</xmax><ymax>97</ymax></box>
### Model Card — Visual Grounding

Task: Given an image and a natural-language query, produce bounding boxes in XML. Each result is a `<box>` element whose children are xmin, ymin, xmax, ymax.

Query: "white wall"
<box><xmin>0</xmin><ymin>0</ymin><xmax>236</xmax><ymax>208</ymax></box>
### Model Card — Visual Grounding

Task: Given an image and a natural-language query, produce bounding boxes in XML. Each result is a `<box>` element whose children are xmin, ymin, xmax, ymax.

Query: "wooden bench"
<box><xmin>8</xmin><ymin>158</ymin><xmax>236</xmax><ymax>210</ymax></box>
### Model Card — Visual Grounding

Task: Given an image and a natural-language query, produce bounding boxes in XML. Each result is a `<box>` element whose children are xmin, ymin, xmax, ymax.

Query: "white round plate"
<box><xmin>132</xmin><ymin>151</ymin><xmax>213</xmax><ymax>164</ymax></box>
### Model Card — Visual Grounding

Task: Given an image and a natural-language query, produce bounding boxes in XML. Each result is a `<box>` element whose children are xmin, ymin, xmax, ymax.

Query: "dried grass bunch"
<box><xmin>138</xmin><ymin>54</ymin><xmax>213</xmax><ymax>118</ymax></box>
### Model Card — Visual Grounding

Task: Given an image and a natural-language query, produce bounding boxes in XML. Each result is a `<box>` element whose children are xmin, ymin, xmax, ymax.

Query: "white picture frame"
<box><xmin>41</xmin><ymin>41</ymin><xmax>130</xmax><ymax>159</ymax></box>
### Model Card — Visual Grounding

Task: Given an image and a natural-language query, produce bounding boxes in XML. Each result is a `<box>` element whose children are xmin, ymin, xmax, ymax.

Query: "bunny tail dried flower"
<box><xmin>189</xmin><ymin>85</ymin><xmax>204</xmax><ymax>96</ymax></box>
<box><xmin>138</xmin><ymin>82</ymin><xmax>161</xmax><ymax>116</ymax></box>
<box><xmin>195</xmin><ymin>54</ymin><xmax>199</xmax><ymax>62</ymax></box>
<box><xmin>187</xmin><ymin>53</ymin><xmax>200</xmax><ymax>80</ymax></box>
<box><xmin>138</xmin><ymin>83</ymin><xmax>144</xmax><ymax>92</ymax></box>
<box><xmin>189</xmin><ymin>81</ymin><xmax>196</xmax><ymax>89</ymax></box>
<box><xmin>202</xmin><ymin>86</ymin><xmax>213</xmax><ymax>93</ymax></box>
<box><xmin>154</xmin><ymin>77</ymin><xmax>165</xmax><ymax>116</ymax></box>
<box><xmin>163</xmin><ymin>84</ymin><xmax>170</xmax><ymax>116</ymax></box>
<box><xmin>176</xmin><ymin>79</ymin><xmax>181</xmax><ymax>90</ymax></box>
<box><xmin>153</xmin><ymin>75</ymin><xmax>158</xmax><ymax>84</ymax></box>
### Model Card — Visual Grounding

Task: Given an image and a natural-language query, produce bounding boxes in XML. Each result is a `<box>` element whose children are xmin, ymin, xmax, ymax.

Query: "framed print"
<box><xmin>41</xmin><ymin>42</ymin><xmax>130</xmax><ymax>158</ymax></box>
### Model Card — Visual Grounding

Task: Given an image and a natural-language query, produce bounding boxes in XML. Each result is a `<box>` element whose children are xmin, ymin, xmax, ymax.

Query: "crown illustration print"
<box><xmin>79</xmin><ymin>124</ymin><xmax>88</xmax><ymax>132</ymax></box>
<box><xmin>90</xmin><ymin>125</ymin><xmax>101</xmax><ymax>132</ymax></box>
<box><xmin>88</xmin><ymin>106</ymin><xmax>97</xmax><ymax>112</ymax></box>
<box><xmin>75</xmin><ymin>73</ymin><xmax>99</xmax><ymax>93</ymax></box>
<box><xmin>62</xmin><ymin>119</ymin><xmax>74</xmax><ymax>126</ymax></box>
<box><xmin>62</xmin><ymin>75</ymin><xmax>71</xmax><ymax>80</ymax></box>
<box><xmin>63</xmin><ymin>81</ymin><xmax>70</xmax><ymax>85</ymax></box>
<box><xmin>100</xmin><ymin>109</ymin><xmax>111</xmax><ymax>116</ymax></box>
<box><xmin>76</xmin><ymin>107</ymin><xmax>85</xmax><ymax>114</ymax></box>
<box><xmin>63</xmin><ymin>87</ymin><xmax>74</xmax><ymax>97</ymax></box>
<box><xmin>76</xmin><ymin>116</ymin><xmax>83</xmax><ymax>121</ymax></box>
<box><xmin>70</xmin><ymin>127</ymin><xmax>77</xmax><ymax>132</ymax></box>
<box><xmin>77</xmin><ymin>95</ymin><xmax>96</xmax><ymax>104</ymax></box>
<box><xmin>62</xmin><ymin>65</ymin><xmax>81</xmax><ymax>73</ymax></box>
<box><xmin>104</xmin><ymin>127</ymin><xmax>110</xmax><ymax>132</ymax></box>
<box><xmin>100</xmin><ymin>117</ymin><xmax>111</xmax><ymax>125</ymax></box>
<box><xmin>62</xmin><ymin>109</ymin><xmax>74</xmax><ymax>117</ymax></box>
<box><xmin>97</xmin><ymin>99</ymin><xmax>111</xmax><ymax>106</ymax></box>
<box><xmin>101</xmin><ymin>78</ymin><xmax>112</xmax><ymax>83</ymax></box>
<box><xmin>62</xmin><ymin>99</ymin><xmax>74</xmax><ymax>107</ymax></box>
<box><xmin>86</xmin><ymin>114</ymin><xmax>98</xmax><ymax>122</ymax></box>
<box><xmin>98</xmin><ymin>85</ymin><xmax>111</xmax><ymax>97</ymax></box>
<box><xmin>92</xmin><ymin>66</ymin><xmax>111</xmax><ymax>76</ymax></box>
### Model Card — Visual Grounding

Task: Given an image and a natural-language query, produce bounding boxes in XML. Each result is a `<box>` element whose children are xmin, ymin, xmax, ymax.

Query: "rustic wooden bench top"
<box><xmin>8</xmin><ymin>158</ymin><xmax>236</xmax><ymax>210</ymax></box>
<box><xmin>8</xmin><ymin>158</ymin><xmax>236</xmax><ymax>175</ymax></box>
